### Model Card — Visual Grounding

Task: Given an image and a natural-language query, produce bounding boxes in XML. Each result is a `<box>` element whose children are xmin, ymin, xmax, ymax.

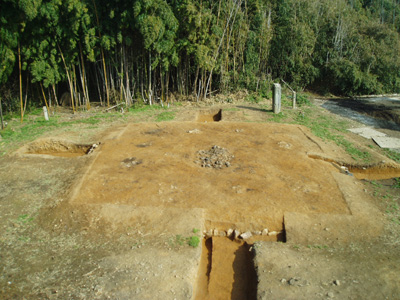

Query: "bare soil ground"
<box><xmin>0</xmin><ymin>96</ymin><xmax>400</xmax><ymax>299</ymax></box>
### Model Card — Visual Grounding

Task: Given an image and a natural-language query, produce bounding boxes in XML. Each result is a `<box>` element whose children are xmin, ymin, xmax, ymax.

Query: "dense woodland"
<box><xmin>1</xmin><ymin>0</ymin><xmax>400</xmax><ymax>113</ymax></box>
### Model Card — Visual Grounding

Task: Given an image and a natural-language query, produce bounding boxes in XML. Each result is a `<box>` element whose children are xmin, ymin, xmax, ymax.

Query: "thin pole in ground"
<box><xmin>281</xmin><ymin>79</ymin><xmax>297</xmax><ymax>109</ymax></box>
<box><xmin>0</xmin><ymin>97</ymin><xmax>4</xmax><ymax>130</ymax></box>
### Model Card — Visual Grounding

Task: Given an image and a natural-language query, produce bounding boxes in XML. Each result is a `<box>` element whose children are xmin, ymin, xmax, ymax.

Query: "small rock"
<box><xmin>281</xmin><ymin>278</ymin><xmax>287</xmax><ymax>284</ymax></box>
<box><xmin>234</xmin><ymin>229</ymin><xmax>241</xmax><ymax>240</ymax></box>
<box><xmin>240</xmin><ymin>231</ymin><xmax>252</xmax><ymax>240</ymax></box>
<box><xmin>262</xmin><ymin>228</ymin><xmax>269</xmax><ymax>235</ymax></box>
<box><xmin>253</xmin><ymin>231</ymin><xmax>262</xmax><ymax>236</ymax></box>
<box><xmin>227</xmin><ymin>228</ymin><xmax>234</xmax><ymax>237</ymax></box>
<box><xmin>268</xmin><ymin>231</ymin><xmax>278</xmax><ymax>236</ymax></box>
<box><xmin>333</xmin><ymin>280</ymin><xmax>340</xmax><ymax>286</ymax></box>
<box><xmin>218</xmin><ymin>231</ymin><xmax>227</xmax><ymax>237</ymax></box>
<box><xmin>205</xmin><ymin>230</ymin><xmax>213</xmax><ymax>238</ymax></box>
<box><xmin>213</xmin><ymin>229</ymin><xmax>219</xmax><ymax>236</ymax></box>
<box><xmin>327</xmin><ymin>292</ymin><xmax>334</xmax><ymax>298</ymax></box>
<box><xmin>187</xmin><ymin>129</ymin><xmax>200</xmax><ymax>134</ymax></box>
<box><xmin>288</xmin><ymin>278</ymin><xmax>299</xmax><ymax>286</ymax></box>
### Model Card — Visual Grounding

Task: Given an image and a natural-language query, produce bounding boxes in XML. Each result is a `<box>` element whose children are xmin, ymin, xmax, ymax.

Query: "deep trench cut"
<box><xmin>23</xmin><ymin>139</ymin><xmax>95</xmax><ymax>157</ymax></box>
<box><xmin>197</xmin><ymin>109</ymin><xmax>222</xmax><ymax>122</ymax></box>
<box><xmin>195</xmin><ymin>233</ymin><xmax>284</xmax><ymax>300</ymax></box>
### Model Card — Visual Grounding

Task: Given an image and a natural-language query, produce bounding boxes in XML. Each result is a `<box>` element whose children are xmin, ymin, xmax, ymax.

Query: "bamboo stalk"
<box><xmin>92</xmin><ymin>0</ymin><xmax>110</xmax><ymax>107</ymax></box>
<box><xmin>57</xmin><ymin>44</ymin><xmax>75</xmax><ymax>112</ymax></box>
<box><xmin>52</xmin><ymin>84</ymin><xmax>59</xmax><ymax>106</ymax></box>
<box><xmin>0</xmin><ymin>97</ymin><xmax>4</xmax><ymax>130</ymax></box>
<box><xmin>18</xmin><ymin>42</ymin><xmax>23</xmax><ymax>123</ymax></box>
<box><xmin>40</xmin><ymin>82</ymin><xmax>50</xmax><ymax>116</ymax></box>
<box><xmin>23</xmin><ymin>75</ymin><xmax>28</xmax><ymax>115</ymax></box>
<box><xmin>79</xmin><ymin>42</ymin><xmax>90</xmax><ymax>110</ymax></box>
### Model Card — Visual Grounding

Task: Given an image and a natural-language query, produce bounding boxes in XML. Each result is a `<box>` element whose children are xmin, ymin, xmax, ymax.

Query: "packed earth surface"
<box><xmin>1</xmin><ymin>95</ymin><xmax>400</xmax><ymax>299</ymax></box>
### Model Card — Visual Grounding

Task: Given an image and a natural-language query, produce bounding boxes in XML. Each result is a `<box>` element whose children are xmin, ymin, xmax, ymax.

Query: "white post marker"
<box><xmin>43</xmin><ymin>106</ymin><xmax>49</xmax><ymax>121</ymax></box>
<box><xmin>273</xmin><ymin>83</ymin><xmax>281</xmax><ymax>114</ymax></box>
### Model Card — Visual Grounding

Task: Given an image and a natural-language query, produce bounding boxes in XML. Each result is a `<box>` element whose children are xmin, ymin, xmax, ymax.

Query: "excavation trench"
<box><xmin>197</xmin><ymin>109</ymin><xmax>222</xmax><ymax>122</ymax></box>
<box><xmin>195</xmin><ymin>232</ymin><xmax>285</xmax><ymax>300</ymax></box>
<box><xmin>308</xmin><ymin>154</ymin><xmax>400</xmax><ymax>180</ymax></box>
<box><xmin>21</xmin><ymin>139</ymin><xmax>98</xmax><ymax>158</ymax></box>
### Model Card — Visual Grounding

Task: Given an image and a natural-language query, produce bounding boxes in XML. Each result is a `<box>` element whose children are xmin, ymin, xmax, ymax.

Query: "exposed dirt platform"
<box><xmin>72</xmin><ymin>122</ymin><xmax>351</xmax><ymax>233</ymax></box>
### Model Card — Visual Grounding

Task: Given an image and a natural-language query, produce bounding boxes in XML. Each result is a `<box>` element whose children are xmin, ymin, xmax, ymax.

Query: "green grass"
<box><xmin>271</xmin><ymin>112</ymin><xmax>287</xmax><ymax>123</ymax></box>
<box><xmin>224</xmin><ymin>107</ymin><xmax>240</xmax><ymax>111</ymax></box>
<box><xmin>175</xmin><ymin>235</ymin><xmax>185</xmax><ymax>246</ymax></box>
<box><xmin>188</xmin><ymin>236</ymin><xmax>200</xmax><ymax>248</ymax></box>
<box><xmin>394</xmin><ymin>178</ymin><xmax>400</xmax><ymax>189</ymax></box>
<box><xmin>169</xmin><ymin>231</ymin><xmax>201</xmax><ymax>248</ymax></box>
<box><xmin>17</xmin><ymin>214</ymin><xmax>34</xmax><ymax>224</ymax></box>
<box><xmin>269</xmin><ymin>101</ymin><xmax>372</xmax><ymax>162</ymax></box>
<box><xmin>384</xmin><ymin>149</ymin><xmax>400</xmax><ymax>164</ymax></box>
<box><xmin>128</xmin><ymin>103</ymin><xmax>164</xmax><ymax>114</ymax></box>
<box><xmin>246</xmin><ymin>94</ymin><xmax>263</xmax><ymax>104</ymax></box>
<box><xmin>156</xmin><ymin>111</ymin><xmax>175</xmax><ymax>122</ymax></box>
<box><xmin>1</xmin><ymin>117</ymin><xmax>64</xmax><ymax>145</ymax></box>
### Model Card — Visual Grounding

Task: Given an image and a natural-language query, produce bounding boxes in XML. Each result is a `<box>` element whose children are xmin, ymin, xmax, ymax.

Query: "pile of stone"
<box><xmin>196</xmin><ymin>145</ymin><xmax>234</xmax><ymax>169</ymax></box>
<box><xmin>203</xmin><ymin>228</ymin><xmax>281</xmax><ymax>240</ymax></box>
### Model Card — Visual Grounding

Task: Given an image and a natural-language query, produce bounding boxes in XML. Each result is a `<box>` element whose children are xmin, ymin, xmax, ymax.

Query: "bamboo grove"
<box><xmin>2</xmin><ymin>0</ymin><xmax>400</xmax><ymax>113</ymax></box>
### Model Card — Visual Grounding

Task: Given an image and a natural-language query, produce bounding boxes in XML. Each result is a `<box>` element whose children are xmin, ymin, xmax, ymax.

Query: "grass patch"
<box><xmin>224</xmin><ymin>107</ymin><xmax>240</xmax><ymax>111</ymax></box>
<box><xmin>263</xmin><ymin>95</ymin><xmax>371</xmax><ymax>162</ymax></box>
<box><xmin>17</xmin><ymin>214</ymin><xmax>34</xmax><ymax>224</ymax></box>
<box><xmin>270</xmin><ymin>112</ymin><xmax>287</xmax><ymax>123</ymax></box>
<box><xmin>296</xmin><ymin>93</ymin><xmax>312</xmax><ymax>106</ymax></box>
<box><xmin>129</xmin><ymin>103</ymin><xmax>164</xmax><ymax>114</ymax></box>
<box><xmin>188</xmin><ymin>236</ymin><xmax>200</xmax><ymax>248</ymax></box>
<box><xmin>384</xmin><ymin>149</ymin><xmax>400</xmax><ymax>164</ymax></box>
<box><xmin>169</xmin><ymin>231</ymin><xmax>201</xmax><ymax>248</ymax></box>
<box><xmin>0</xmin><ymin>117</ymin><xmax>64</xmax><ymax>145</ymax></box>
<box><xmin>0</xmin><ymin>110</ymin><xmax>128</xmax><ymax>156</ymax></box>
<box><xmin>156</xmin><ymin>111</ymin><xmax>175</xmax><ymax>122</ymax></box>
<box><xmin>246</xmin><ymin>94</ymin><xmax>263</xmax><ymax>104</ymax></box>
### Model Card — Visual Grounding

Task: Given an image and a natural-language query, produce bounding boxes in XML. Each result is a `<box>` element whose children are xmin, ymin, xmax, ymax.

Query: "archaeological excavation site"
<box><xmin>3</xmin><ymin>106</ymin><xmax>400</xmax><ymax>300</ymax></box>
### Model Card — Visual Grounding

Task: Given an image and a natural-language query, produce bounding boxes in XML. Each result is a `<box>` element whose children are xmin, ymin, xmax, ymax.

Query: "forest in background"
<box><xmin>1</xmin><ymin>0</ymin><xmax>400</xmax><ymax>114</ymax></box>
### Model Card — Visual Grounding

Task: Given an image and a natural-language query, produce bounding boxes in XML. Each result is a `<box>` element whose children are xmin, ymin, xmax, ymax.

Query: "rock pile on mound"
<box><xmin>196</xmin><ymin>145</ymin><xmax>234</xmax><ymax>169</ymax></box>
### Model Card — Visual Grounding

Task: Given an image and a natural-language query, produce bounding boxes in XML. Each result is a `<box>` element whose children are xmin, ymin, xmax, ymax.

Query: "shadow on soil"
<box><xmin>231</xmin><ymin>243</ymin><xmax>257</xmax><ymax>300</ymax></box>
<box><xmin>236</xmin><ymin>106</ymin><xmax>271</xmax><ymax>113</ymax></box>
